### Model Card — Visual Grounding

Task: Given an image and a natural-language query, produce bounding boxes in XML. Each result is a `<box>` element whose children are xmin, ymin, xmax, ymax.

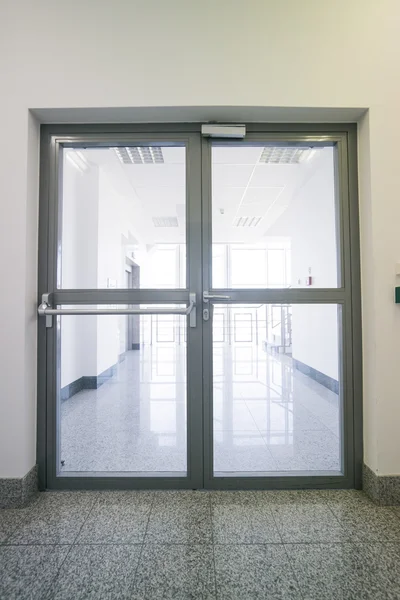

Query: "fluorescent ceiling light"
<box><xmin>259</xmin><ymin>147</ymin><xmax>311</xmax><ymax>164</ymax></box>
<box><xmin>112</xmin><ymin>147</ymin><xmax>164</xmax><ymax>164</ymax></box>
<box><xmin>66</xmin><ymin>150</ymin><xmax>90</xmax><ymax>173</ymax></box>
<box><xmin>233</xmin><ymin>216</ymin><xmax>262</xmax><ymax>227</ymax></box>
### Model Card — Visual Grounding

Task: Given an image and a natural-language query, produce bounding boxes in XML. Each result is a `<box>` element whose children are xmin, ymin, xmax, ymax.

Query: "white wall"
<box><xmin>269</xmin><ymin>149</ymin><xmax>339</xmax><ymax>381</ymax></box>
<box><xmin>1</xmin><ymin>0</ymin><xmax>400</xmax><ymax>477</ymax></box>
<box><xmin>291</xmin><ymin>305</ymin><xmax>339</xmax><ymax>381</ymax></box>
<box><xmin>60</xmin><ymin>161</ymin><xmax>99</xmax><ymax>387</ymax></box>
<box><xmin>96</xmin><ymin>169</ymin><xmax>135</xmax><ymax>375</ymax></box>
<box><xmin>60</xmin><ymin>161</ymin><xmax>139</xmax><ymax>387</ymax></box>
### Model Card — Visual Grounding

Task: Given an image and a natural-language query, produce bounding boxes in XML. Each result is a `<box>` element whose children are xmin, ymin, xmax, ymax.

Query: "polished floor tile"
<box><xmin>7</xmin><ymin>492</ymin><xmax>97</xmax><ymax>545</ymax></box>
<box><xmin>146</xmin><ymin>491</ymin><xmax>212</xmax><ymax>544</ymax></box>
<box><xmin>271</xmin><ymin>504</ymin><xmax>348</xmax><ymax>543</ymax></box>
<box><xmin>0</xmin><ymin>544</ymin><xmax>69</xmax><ymax>600</ymax></box>
<box><xmin>131</xmin><ymin>544</ymin><xmax>216</xmax><ymax>599</ymax></box>
<box><xmin>214</xmin><ymin>544</ymin><xmax>300</xmax><ymax>599</ymax></box>
<box><xmin>329</xmin><ymin>503</ymin><xmax>400</xmax><ymax>542</ymax></box>
<box><xmin>258</xmin><ymin>489</ymin><xmax>331</xmax><ymax>506</ymax></box>
<box><xmin>213</xmin><ymin>401</ymin><xmax>259</xmax><ymax>432</ymax></box>
<box><xmin>262</xmin><ymin>429</ymin><xmax>341</xmax><ymax>472</ymax></box>
<box><xmin>2</xmin><ymin>490</ymin><xmax>400</xmax><ymax>599</ymax></box>
<box><xmin>76</xmin><ymin>491</ymin><xmax>153</xmax><ymax>544</ymax></box>
<box><xmin>320</xmin><ymin>489</ymin><xmax>376</xmax><ymax>507</ymax></box>
<box><xmin>60</xmin><ymin>344</ymin><xmax>341</xmax><ymax>475</ymax></box>
<box><xmin>0</xmin><ymin>509</ymin><xmax>25</xmax><ymax>544</ymax></box>
<box><xmin>214</xmin><ymin>434</ymin><xmax>278</xmax><ymax>473</ymax></box>
<box><xmin>286</xmin><ymin>542</ymin><xmax>400</xmax><ymax>599</ymax></box>
<box><xmin>50</xmin><ymin>544</ymin><xmax>141</xmax><ymax>600</ymax></box>
<box><xmin>246</xmin><ymin>400</ymin><xmax>330</xmax><ymax>431</ymax></box>
<box><xmin>392</xmin><ymin>506</ymin><xmax>400</xmax><ymax>519</ymax></box>
<box><xmin>211</xmin><ymin>492</ymin><xmax>280</xmax><ymax>544</ymax></box>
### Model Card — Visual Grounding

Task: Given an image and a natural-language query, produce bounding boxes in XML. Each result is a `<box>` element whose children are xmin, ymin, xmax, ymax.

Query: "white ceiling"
<box><xmin>80</xmin><ymin>145</ymin><xmax>326</xmax><ymax>245</ymax></box>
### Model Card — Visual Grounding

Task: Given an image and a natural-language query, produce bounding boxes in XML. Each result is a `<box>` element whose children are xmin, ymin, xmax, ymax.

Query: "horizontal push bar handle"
<box><xmin>38</xmin><ymin>306</ymin><xmax>192</xmax><ymax>316</ymax></box>
<box><xmin>38</xmin><ymin>293</ymin><xmax>197</xmax><ymax>327</ymax></box>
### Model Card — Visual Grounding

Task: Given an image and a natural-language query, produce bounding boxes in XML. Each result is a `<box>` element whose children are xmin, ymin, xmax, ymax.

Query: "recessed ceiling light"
<box><xmin>233</xmin><ymin>216</ymin><xmax>262</xmax><ymax>227</ymax></box>
<box><xmin>259</xmin><ymin>147</ymin><xmax>311</xmax><ymax>164</ymax></box>
<box><xmin>112</xmin><ymin>147</ymin><xmax>164</xmax><ymax>164</ymax></box>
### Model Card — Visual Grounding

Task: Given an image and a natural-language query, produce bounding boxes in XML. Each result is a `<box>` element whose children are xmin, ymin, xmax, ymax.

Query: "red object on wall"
<box><xmin>306</xmin><ymin>276</ymin><xmax>312</xmax><ymax>286</ymax></box>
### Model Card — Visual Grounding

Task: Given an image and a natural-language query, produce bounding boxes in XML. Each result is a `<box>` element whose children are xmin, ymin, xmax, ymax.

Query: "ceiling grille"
<box><xmin>233</xmin><ymin>216</ymin><xmax>262</xmax><ymax>227</ymax></box>
<box><xmin>259</xmin><ymin>147</ymin><xmax>310</xmax><ymax>164</ymax></box>
<box><xmin>152</xmin><ymin>216</ymin><xmax>179</xmax><ymax>228</ymax></box>
<box><xmin>112</xmin><ymin>147</ymin><xmax>164</xmax><ymax>164</ymax></box>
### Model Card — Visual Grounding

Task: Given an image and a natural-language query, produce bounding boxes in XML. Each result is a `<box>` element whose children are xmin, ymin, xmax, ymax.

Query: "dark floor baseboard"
<box><xmin>293</xmin><ymin>358</ymin><xmax>339</xmax><ymax>394</ymax></box>
<box><xmin>363</xmin><ymin>463</ymin><xmax>400</xmax><ymax>505</ymax></box>
<box><xmin>61</xmin><ymin>362</ymin><xmax>119</xmax><ymax>400</ymax></box>
<box><xmin>0</xmin><ymin>465</ymin><xmax>38</xmax><ymax>509</ymax></box>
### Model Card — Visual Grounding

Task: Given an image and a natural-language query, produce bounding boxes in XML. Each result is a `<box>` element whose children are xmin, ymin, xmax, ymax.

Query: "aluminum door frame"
<box><xmin>201</xmin><ymin>124</ymin><xmax>362</xmax><ymax>490</ymax></box>
<box><xmin>37</xmin><ymin>126</ymin><xmax>204</xmax><ymax>490</ymax></box>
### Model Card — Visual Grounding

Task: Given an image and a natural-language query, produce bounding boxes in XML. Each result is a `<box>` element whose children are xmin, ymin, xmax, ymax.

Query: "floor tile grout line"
<box><xmin>1</xmin><ymin>495</ymin><xmax>43</xmax><ymax>546</ymax></box>
<box><xmin>266</xmin><ymin>495</ymin><xmax>306</xmax><ymax>598</ymax></box>
<box><xmin>209</xmin><ymin>493</ymin><xmax>219</xmax><ymax>600</ymax></box>
<box><xmin>43</xmin><ymin>493</ymin><xmax>99</xmax><ymax>600</ymax></box>
<box><xmin>127</xmin><ymin>490</ymin><xmax>156</xmax><ymax>597</ymax></box>
<box><xmin>241</xmin><ymin>397</ymin><xmax>280</xmax><ymax>469</ymax></box>
<box><xmin>314</xmin><ymin>497</ymin><xmax>399</xmax><ymax>544</ymax></box>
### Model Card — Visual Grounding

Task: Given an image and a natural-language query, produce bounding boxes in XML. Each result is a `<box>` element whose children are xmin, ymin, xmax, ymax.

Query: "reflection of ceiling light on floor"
<box><xmin>259</xmin><ymin>147</ymin><xmax>311</xmax><ymax>164</ymax></box>
<box><xmin>112</xmin><ymin>147</ymin><xmax>164</xmax><ymax>164</ymax></box>
<box><xmin>233</xmin><ymin>216</ymin><xmax>262</xmax><ymax>227</ymax></box>
<box><xmin>65</xmin><ymin>150</ymin><xmax>90</xmax><ymax>173</ymax></box>
<box><xmin>152</xmin><ymin>216</ymin><xmax>179</xmax><ymax>227</ymax></box>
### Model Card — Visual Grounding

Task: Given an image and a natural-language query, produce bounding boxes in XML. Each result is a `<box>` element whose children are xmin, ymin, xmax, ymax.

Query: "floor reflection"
<box><xmin>60</xmin><ymin>343</ymin><xmax>340</xmax><ymax>475</ymax></box>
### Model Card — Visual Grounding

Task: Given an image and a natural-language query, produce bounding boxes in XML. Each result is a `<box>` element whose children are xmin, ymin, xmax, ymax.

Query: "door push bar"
<box><xmin>38</xmin><ymin>293</ymin><xmax>197</xmax><ymax>328</ymax></box>
<box><xmin>203</xmin><ymin>291</ymin><xmax>231</xmax><ymax>302</ymax></box>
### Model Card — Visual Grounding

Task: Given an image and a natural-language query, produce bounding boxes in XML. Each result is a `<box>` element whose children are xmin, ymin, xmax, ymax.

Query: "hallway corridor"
<box><xmin>60</xmin><ymin>344</ymin><xmax>340</xmax><ymax>476</ymax></box>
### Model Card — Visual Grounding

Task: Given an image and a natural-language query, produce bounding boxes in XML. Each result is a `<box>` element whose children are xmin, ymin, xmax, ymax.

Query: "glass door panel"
<box><xmin>212</xmin><ymin>303</ymin><xmax>342</xmax><ymax>476</ymax></box>
<box><xmin>211</xmin><ymin>144</ymin><xmax>340</xmax><ymax>289</ymax></box>
<box><xmin>60</xmin><ymin>145</ymin><xmax>187</xmax><ymax>289</ymax></box>
<box><xmin>58</xmin><ymin>309</ymin><xmax>187</xmax><ymax>476</ymax></box>
<box><xmin>204</xmin><ymin>136</ymin><xmax>350</xmax><ymax>488</ymax></box>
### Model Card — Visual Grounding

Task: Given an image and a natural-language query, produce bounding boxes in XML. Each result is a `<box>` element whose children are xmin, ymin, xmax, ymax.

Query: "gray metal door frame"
<box><xmin>201</xmin><ymin>124</ymin><xmax>362</xmax><ymax>490</ymax></box>
<box><xmin>37</xmin><ymin>123</ymin><xmax>361</xmax><ymax>491</ymax></box>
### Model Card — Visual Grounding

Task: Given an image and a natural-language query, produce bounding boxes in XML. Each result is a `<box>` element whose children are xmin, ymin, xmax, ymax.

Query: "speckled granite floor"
<box><xmin>1</xmin><ymin>490</ymin><xmax>400</xmax><ymax>599</ymax></box>
<box><xmin>60</xmin><ymin>347</ymin><xmax>340</xmax><ymax>476</ymax></box>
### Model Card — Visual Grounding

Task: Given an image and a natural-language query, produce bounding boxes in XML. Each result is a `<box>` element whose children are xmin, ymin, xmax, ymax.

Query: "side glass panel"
<box><xmin>211</xmin><ymin>145</ymin><xmax>339</xmax><ymax>288</ymax></box>
<box><xmin>60</xmin><ymin>145</ymin><xmax>186</xmax><ymax>289</ymax></box>
<box><xmin>212</xmin><ymin>304</ymin><xmax>342</xmax><ymax>475</ymax></box>
<box><xmin>57</xmin><ymin>307</ymin><xmax>187</xmax><ymax>475</ymax></box>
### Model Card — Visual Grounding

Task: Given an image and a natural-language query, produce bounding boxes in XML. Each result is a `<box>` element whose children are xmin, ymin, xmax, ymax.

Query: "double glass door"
<box><xmin>38</xmin><ymin>125</ymin><xmax>360</xmax><ymax>490</ymax></box>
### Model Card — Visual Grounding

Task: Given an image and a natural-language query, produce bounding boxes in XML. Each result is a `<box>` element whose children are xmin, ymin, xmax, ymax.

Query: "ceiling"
<box><xmin>73</xmin><ymin>145</ymin><xmax>328</xmax><ymax>246</ymax></box>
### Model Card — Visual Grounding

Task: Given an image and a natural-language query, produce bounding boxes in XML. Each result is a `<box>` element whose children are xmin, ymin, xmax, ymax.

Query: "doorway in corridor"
<box><xmin>37</xmin><ymin>124</ymin><xmax>361</xmax><ymax>490</ymax></box>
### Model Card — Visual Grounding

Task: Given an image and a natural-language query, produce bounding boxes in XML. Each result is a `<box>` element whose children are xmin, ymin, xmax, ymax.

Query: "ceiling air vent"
<box><xmin>112</xmin><ymin>147</ymin><xmax>164</xmax><ymax>164</ymax></box>
<box><xmin>233</xmin><ymin>216</ymin><xmax>262</xmax><ymax>227</ymax></box>
<box><xmin>259</xmin><ymin>147</ymin><xmax>310</xmax><ymax>164</ymax></box>
<box><xmin>152</xmin><ymin>217</ymin><xmax>179</xmax><ymax>228</ymax></box>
